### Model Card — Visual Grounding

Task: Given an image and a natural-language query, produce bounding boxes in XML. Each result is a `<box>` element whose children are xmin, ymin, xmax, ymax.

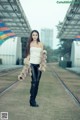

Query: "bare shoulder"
<box><xmin>39</xmin><ymin>42</ymin><xmax>44</xmax><ymax>48</ymax></box>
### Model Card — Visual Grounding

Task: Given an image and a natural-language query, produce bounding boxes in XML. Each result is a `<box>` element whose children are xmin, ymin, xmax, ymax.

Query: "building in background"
<box><xmin>0</xmin><ymin>37</ymin><xmax>22</xmax><ymax>65</ymax></box>
<box><xmin>40</xmin><ymin>28</ymin><xmax>53</xmax><ymax>49</ymax></box>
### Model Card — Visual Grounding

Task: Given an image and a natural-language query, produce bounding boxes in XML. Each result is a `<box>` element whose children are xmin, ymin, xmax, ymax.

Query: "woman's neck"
<box><xmin>32</xmin><ymin>40</ymin><xmax>38</xmax><ymax>44</ymax></box>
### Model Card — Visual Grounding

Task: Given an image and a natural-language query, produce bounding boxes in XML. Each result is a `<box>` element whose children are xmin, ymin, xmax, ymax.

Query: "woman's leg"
<box><xmin>34</xmin><ymin>70</ymin><xmax>42</xmax><ymax>99</ymax></box>
<box><xmin>30</xmin><ymin>64</ymin><xmax>37</xmax><ymax>105</ymax></box>
<box><xmin>29</xmin><ymin>64</ymin><xmax>42</xmax><ymax>106</ymax></box>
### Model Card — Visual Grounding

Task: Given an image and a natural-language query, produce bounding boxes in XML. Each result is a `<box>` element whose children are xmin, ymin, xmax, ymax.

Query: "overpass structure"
<box><xmin>57</xmin><ymin>0</ymin><xmax>80</xmax><ymax>40</ymax></box>
<box><xmin>0</xmin><ymin>0</ymin><xmax>31</xmax><ymax>37</ymax></box>
<box><xmin>57</xmin><ymin>0</ymin><xmax>80</xmax><ymax>67</ymax></box>
<box><xmin>0</xmin><ymin>0</ymin><xmax>31</xmax><ymax>64</ymax></box>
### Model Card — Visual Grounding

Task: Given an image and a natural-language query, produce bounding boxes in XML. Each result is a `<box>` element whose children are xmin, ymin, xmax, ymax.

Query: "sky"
<box><xmin>19</xmin><ymin>0</ymin><xmax>71</xmax><ymax>49</ymax></box>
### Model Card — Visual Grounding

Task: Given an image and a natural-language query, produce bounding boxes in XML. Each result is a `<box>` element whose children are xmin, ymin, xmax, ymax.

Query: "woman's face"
<box><xmin>32</xmin><ymin>32</ymin><xmax>38</xmax><ymax>41</ymax></box>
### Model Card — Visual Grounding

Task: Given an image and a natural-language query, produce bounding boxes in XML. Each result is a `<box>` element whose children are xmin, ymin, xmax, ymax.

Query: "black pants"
<box><xmin>30</xmin><ymin>63</ymin><xmax>42</xmax><ymax>104</ymax></box>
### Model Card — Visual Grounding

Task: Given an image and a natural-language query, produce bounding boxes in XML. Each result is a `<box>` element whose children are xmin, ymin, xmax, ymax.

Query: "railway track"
<box><xmin>0</xmin><ymin>80</ymin><xmax>19</xmax><ymax>97</ymax></box>
<box><xmin>0</xmin><ymin>63</ymin><xmax>80</xmax><ymax>108</ymax></box>
<box><xmin>49</xmin><ymin>64</ymin><xmax>80</xmax><ymax>107</ymax></box>
<box><xmin>53</xmin><ymin>70</ymin><xmax>80</xmax><ymax>107</ymax></box>
<box><xmin>0</xmin><ymin>67</ymin><xmax>22</xmax><ymax>77</ymax></box>
<box><xmin>0</xmin><ymin>68</ymin><xmax>22</xmax><ymax>97</ymax></box>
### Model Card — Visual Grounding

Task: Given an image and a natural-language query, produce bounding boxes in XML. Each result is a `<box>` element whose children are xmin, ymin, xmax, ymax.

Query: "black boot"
<box><xmin>29</xmin><ymin>96</ymin><xmax>39</xmax><ymax>107</ymax></box>
<box><xmin>29</xmin><ymin>82</ymin><xmax>39</xmax><ymax>107</ymax></box>
<box><xmin>30</xmin><ymin>102</ymin><xmax>39</xmax><ymax>107</ymax></box>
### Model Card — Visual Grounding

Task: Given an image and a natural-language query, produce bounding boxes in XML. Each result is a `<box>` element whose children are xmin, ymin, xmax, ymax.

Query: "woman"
<box><xmin>26</xmin><ymin>30</ymin><xmax>44</xmax><ymax>107</ymax></box>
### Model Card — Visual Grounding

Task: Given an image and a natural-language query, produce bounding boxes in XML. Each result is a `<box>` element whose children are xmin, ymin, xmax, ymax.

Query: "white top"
<box><xmin>30</xmin><ymin>47</ymin><xmax>42</xmax><ymax>64</ymax></box>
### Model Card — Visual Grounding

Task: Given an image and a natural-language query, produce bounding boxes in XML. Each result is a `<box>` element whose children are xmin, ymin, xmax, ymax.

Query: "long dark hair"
<box><xmin>26</xmin><ymin>30</ymin><xmax>40</xmax><ymax>57</ymax></box>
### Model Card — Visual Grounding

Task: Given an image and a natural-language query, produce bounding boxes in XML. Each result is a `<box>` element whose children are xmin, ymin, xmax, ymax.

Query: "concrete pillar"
<box><xmin>71</xmin><ymin>41</ymin><xmax>80</xmax><ymax>67</ymax></box>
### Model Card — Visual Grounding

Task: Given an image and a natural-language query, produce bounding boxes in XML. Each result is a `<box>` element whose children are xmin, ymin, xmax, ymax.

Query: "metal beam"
<box><xmin>0</xmin><ymin>10</ymin><xmax>20</xmax><ymax>13</ymax></box>
<box><xmin>63</xmin><ymin>27</ymin><xmax>80</xmax><ymax>29</ymax></box>
<box><xmin>0</xmin><ymin>2</ymin><xmax>16</xmax><ymax>5</ymax></box>
<box><xmin>0</xmin><ymin>16</ymin><xmax>22</xmax><ymax>19</ymax></box>
<box><xmin>64</xmin><ymin>24</ymin><xmax>80</xmax><ymax>26</ymax></box>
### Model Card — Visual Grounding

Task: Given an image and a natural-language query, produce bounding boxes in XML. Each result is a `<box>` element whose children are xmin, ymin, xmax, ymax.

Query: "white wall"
<box><xmin>0</xmin><ymin>37</ymin><xmax>22</xmax><ymax>65</ymax></box>
<box><xmin>71</xmin><ymin>41</ymin><xmax>80</xmax><ymax>67</ymax></box>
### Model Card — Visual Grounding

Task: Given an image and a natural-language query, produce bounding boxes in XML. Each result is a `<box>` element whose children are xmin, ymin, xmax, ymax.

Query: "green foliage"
<box><xmin>58</xmin><ymin>39</ymin><xmax>73</xmax><ymax>61</ymax></box>
<box><xmin>44</xmin><ymin>46</ymin><xmax>59</xmax><ymax>62</ymax></box>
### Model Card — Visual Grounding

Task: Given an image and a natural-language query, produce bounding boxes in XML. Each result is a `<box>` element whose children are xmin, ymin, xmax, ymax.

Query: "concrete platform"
<box><xmin>0</xmin><ymin>65</ymin><xmax>23</xmax><ymax>72</ymax></box>
<box><xmin>67</xmin><ymin>67</ymin><xmax>80</xmax><ymax>74</ymax></box>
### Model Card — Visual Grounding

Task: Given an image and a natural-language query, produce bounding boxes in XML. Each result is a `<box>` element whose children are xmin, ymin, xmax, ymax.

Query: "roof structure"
<box><xmin>57</xmin><ymin>0</ymin><xmax>80</xmax><ymax>40</ymax></box>
<box><xmin>0</xmin><ymin>0</ymin><xmax>31</xmax><ymax>38</ymax></box>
